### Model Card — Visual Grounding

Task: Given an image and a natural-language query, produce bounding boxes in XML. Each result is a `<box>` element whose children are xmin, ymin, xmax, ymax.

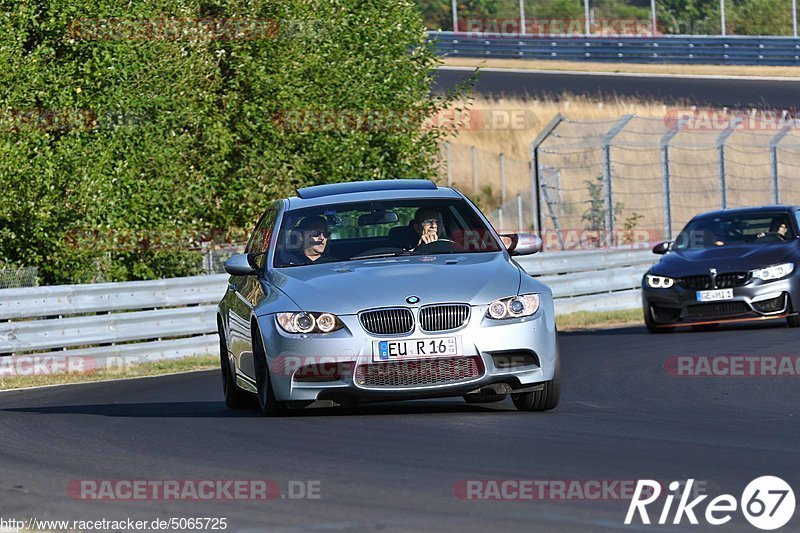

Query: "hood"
<box><xmin>267</xmin><ymin>253</ymin><xmax>521</xmax><ymax>315</ymax></box>
<box><xmin>653</xmin><ymin>242</ymin><xmax>798</xmax><ymax>276</ymax></box>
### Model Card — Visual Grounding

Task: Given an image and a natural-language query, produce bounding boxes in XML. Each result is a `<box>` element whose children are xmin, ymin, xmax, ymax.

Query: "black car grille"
<box><xmin>678</xmin><ymin>272</ymin><xmax>750</xmax><ymax>290</ymax></box>
<box><xmin>354</xmin><ymin>356</ymin><xmax>483</xmax><ymax>388</ymax></box>
<box><xmin>359</xmin><ymin>308</ymin><xmax>414</xmax><ymax>335</ymax></box>
<box><xmin>686</xmin><ymin>301</ymin><xmax>751</xmax><ymax>319</ymax></box>
<box><xmin>418</xmin><ymin>304</ymin><xmax>470</xmax><ymax>332</ymax></box>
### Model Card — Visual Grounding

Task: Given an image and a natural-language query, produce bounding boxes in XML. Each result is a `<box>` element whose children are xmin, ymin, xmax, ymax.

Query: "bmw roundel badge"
<box><xmin>406</xmin><ymin>295</ymin><xmax>420</xmax><ymax>304</ymax></box>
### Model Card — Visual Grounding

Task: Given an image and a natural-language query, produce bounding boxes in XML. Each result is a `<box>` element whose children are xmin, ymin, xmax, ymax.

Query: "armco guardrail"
<box><xmin>430</xmin><ymin>31</ymin><xmax>800</xmax><ymax>65</ymax></box>
<box><xmin>0</xmin><ymin>249</ymin><xmax>656</xmax><ymax>364</ymax></box>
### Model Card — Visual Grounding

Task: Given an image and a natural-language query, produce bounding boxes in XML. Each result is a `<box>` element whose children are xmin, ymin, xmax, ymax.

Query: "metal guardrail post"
<box><xmin>770</xmin><ymin>126</ymin><xmax>792</xmax><ymax>204</ymax></box>
<box><xmin>530</xmin><ymin>114</ymin><xmax>564</xmax><ymax>237</ymax></box>
<box><xmin>716</xmin><ymin>127</ymin><xmax>735</xmax><ymax>209</ymax></box>
<box><xmin>602</xmin><ymin>115</ymin><xmax>635</xmax><ymax>244</ymax></box>
<box><xmin>660</xmin><ymin>128</ymin><xmax>679</xmax><ymax>240</ymax></box>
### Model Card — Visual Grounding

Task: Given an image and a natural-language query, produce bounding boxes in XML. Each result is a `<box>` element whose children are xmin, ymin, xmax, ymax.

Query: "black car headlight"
<box><xmin>487</xmin><ymin>294</ymin><xmax>540</xmax><ymax>320</ymax></box>
<box><xmin>645</xmin><ymin>274</ymin><xmax>675</xmax><ymax>289</ymax></box>
<box><xmin>751</xmin><ymin>262</ymin><xmax>795</xmax><ymax>281</ymax></box>
<box><xmin>276</xmin><ymin>312</ymin><xmax>344</xmax><ymax>334</ymax></box>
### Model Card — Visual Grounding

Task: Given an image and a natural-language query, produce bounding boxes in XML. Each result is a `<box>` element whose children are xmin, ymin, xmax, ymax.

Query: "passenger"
<box><xmin>280</xmin><ymin>216</ymin><xmax>337</xmax><ymax>265</ymax></box>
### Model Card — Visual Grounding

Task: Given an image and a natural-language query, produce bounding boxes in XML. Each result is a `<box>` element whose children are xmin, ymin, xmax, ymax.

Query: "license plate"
<box><xmin>373</xmin><ymin>336</ymin><xmax>460</xmax><ymax>362</ymax></box>
<box><xmin>696</xmin><ymin>289</ymin><xmax>734</xmax><ymax>302</ymax></box>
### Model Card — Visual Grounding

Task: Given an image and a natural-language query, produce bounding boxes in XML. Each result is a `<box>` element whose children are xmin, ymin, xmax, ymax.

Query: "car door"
<box><xmin>228</xmin><ymin>205</ymin><xmax>278</xmax><ymax>381</ymax></box>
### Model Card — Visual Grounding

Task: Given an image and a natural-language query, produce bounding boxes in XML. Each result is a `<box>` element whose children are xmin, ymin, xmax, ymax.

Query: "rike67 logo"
<box><xmin>626</xmin><ymin>477</ymin><xmax>795</xmax><ymax>530</ymax></box>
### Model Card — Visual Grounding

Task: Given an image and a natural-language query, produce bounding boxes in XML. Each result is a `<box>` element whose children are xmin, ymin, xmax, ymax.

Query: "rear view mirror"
<box><xmin>358</xmin><ymin>210</ymin><xmax>399</xmax><ymax>226</ymax></box>
<box><xmin>652</xmin><ymin>241</ymin><xmax>672</xmax><ymax>255</ymax></box>
<box><xmin>501</xmin><ymin>233</ymin><xmax>543</xmax><ymax>256</ymax></box>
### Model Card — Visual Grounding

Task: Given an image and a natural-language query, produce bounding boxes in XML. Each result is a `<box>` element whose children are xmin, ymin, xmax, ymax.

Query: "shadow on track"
<box><xmin>2</xmin><ymin>399</ymin><xmax>523</xmax><ymax>418</ymax></box>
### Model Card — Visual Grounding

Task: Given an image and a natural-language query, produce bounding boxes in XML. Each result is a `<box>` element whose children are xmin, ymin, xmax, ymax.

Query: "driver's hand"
<box><xmin>757</xmin><ymin>232</ymin><xmax>766</xmax><ymax>238</ymax></box>
<box><xmin>418</xmin><ymin>231</ymin><xmax>438</xmax><ymax>246</ymax></box>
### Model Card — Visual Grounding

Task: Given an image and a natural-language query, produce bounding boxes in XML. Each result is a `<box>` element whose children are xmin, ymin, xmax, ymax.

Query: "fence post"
<box><xmin>716</xmin><ymin>127</ymin><xmax>735</xmax><ymax>209</ymax></box>
<box><xmin>498</xmin><ymin>208</ymin><xmax>504</xmax><ymax>232</ymax></box>
<box><xmin>471</xmin><ymin>145</ymin><xmax>478</xmax><ymax>194</ymax></box>
<box><xmin>660</xmin><ymin>128</ymin><xmax>679</xmax><ymax>241</ymax></box>
<box><xmin>517</xmin><ymin>193</ymin><xmax>523</xmax><ymax>231</ymax></box>
<box><xmin>770</xmin><ymin>126</ymin><xmax>792</xmax><ymax>204</ymax></box>
<box><xmin>519</xmin><ymin>0</ymin><xmax>526</xmax><ymax>35</ymax></box>
<box><xmin>451</xmin><ymin>0</ymin><xmax>458</xmax><ymax>32</ymax></box>
<box><xmin>445</xmin><ymin>141</ymin><xmax>452</xmax><ymax>187</ymax></box>
<box><xmin>530</xmin><ymin>114</ymin><xmax>564</xmax><ymax>237</ymax></box>
<box><xmin>499</xmin><ymin>153</ymin><xmax>506</xmax><ymax>208</ymax></box>
<box><xmin>602</xmin><ymin>115</ymin><xmax>635</xmax><ymax>245</ymax></box>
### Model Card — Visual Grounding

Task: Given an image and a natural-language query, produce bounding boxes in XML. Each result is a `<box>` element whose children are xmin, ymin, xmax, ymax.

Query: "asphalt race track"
<box><xmin>434</xmin><ymin>67</ymin><xmax>800</xmax><ymax>108</ymax></box>
<box><xmin>2</xmin><ymin>322</ymin><xmax>798</xmax><ymax>532</ymax></box>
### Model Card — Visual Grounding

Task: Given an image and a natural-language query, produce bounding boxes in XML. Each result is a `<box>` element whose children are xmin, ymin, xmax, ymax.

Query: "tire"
<box><xmin>644</xmin><ymin>308</ymin><xmax>676</xmax><ymax>334</ymax></box>
<box><xmin>252</xmin><ymin>326</ymin><xmax>286</xmax><ymax>416</ymax></box>
<box><xmin>512</xmin><ymin>359</ymin><xmax>561</xmax><ymax>412</ymax></box>
<box><xmin>788</xmin><ymin>315</ymin><xmax>800</xmax><ymax>327</ymax></box>
<box><xmin>218</xmin><ymin>323</ymin><xmax>251</xmax><ymax>409</ymax></box>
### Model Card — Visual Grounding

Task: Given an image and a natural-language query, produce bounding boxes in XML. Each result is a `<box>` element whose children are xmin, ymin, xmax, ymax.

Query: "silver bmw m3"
<box><xmin>217</xmin><ymin>179</ymin><xmax>560</xmax><ymax>414</ymax></box>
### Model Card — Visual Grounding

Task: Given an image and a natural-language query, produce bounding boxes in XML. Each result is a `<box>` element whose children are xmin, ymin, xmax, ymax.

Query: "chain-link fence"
<box><xmin>441</xmin><ymin>113</ymin><xmax>800</xmax><ymax>249</ymax></box>
<box><xmin>0</xmin><ymin>267</ymin><xmax>39</xmax><ymax>288</ymax></box>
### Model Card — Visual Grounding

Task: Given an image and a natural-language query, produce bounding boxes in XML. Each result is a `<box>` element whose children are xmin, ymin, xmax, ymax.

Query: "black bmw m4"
<box><xmin>642</xmin><ymin>206</ymin><xmax>800</xmax><ymax>332</ymax></box>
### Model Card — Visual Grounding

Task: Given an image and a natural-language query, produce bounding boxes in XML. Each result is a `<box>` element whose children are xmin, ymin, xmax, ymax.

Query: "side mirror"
<box><xmin>501</xmin><ymin>233</ymin><xmax>543</xmax><ymax>256</ymax></box>
<box><xmin>652</xmin><ymin>241</ymin><xmax>672</xmax><ymax>255</ymax></box>
<box><xmin>224</xmin><ymin>253</ymin><xmax>258</xmax><ymax>276</ymax></box>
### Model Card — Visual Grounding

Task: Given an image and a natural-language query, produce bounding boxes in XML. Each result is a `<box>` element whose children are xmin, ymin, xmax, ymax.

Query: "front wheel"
<box><xmin>219</xmin><ymin>324</ymin><xmax>252</xmax><ymax>409</ymax></box>
<box><xmin>252</xmin><ymin>327</ymin><xmax>286</xmax><ymax>416</ymax></box>
<box><xmin>788</xmin><ymin>315</ymin><xmax>800</xmax><ymax>327</ymax></box>
<box><xmin>644</xmin><ymin>308</ymin><xmax>676</xmax><ymax>334</ymax></box>
<box><xmin>512</xmin><ymin>359</ymin><xmax>560</xmax><ymax>412</ymax></box>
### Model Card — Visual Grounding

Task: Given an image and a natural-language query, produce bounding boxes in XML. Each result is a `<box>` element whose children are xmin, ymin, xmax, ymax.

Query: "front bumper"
<box><xmin>247</xmin><ymin>300</ymin><xmax>558</xmax><ymax>403</ymax></box>
<box><xmin>642</xmin><ymin>275</ymin><xmax>798</xmax><ymax>326</ymax></box>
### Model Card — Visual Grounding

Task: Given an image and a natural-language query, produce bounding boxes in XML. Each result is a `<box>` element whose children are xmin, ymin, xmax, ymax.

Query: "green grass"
<box><xmin>0</xmin><ymin>355</ymin><xmax>218</xmax><ymax>391</ymax></box>
<box><xmin>558</xmin><ymin>308</ymin><xmax>642</xmax><ymax>330</ymax></box>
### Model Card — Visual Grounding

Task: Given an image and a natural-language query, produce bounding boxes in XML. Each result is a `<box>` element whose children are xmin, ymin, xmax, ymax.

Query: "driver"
<box><xmin>411</xmin><ymin>207</ymin><xmax>443</xmax><ymax>249</ymax></box>
<box><xmin>757</xmin><ymin>217</ymin><xmax>789</xmax><ymax>241</ymax></box>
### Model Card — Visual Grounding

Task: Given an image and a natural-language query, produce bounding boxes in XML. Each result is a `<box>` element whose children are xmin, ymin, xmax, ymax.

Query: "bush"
<box><xmin>0</xmin><ymin>0</ymin><xmax>453</xmax><ymax>284</ymax></box>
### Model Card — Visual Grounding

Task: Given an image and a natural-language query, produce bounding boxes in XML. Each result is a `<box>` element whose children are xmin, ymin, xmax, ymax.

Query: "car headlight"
<box><xmin>751</xmin><ymin>262</ymin><xmax>795</xmax><ymax>281</ymax></box>
<box><xmin>276</xmin><ymin>312</ymin><xmax>344</xmax><ymax>334</ymax></box>
<box><xmin>646</xmin><ymin>274</ymin><xmax>675</xmax><ymax>289</ymax></box>
<box><xmin>487</xmin><ymin>294</ymin><xmax>540</xmax><ymax>320</ymax></box>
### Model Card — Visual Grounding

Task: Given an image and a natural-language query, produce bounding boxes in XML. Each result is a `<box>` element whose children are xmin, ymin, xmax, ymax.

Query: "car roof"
<box><xmin>692</xmin><ymin>205</ymin><xmax>797</xmax><ymax>220</ymax></box>
<box><xmin>286</xmin><ymin>179</ymin><xmax>461</xmax><ymax>210</ymax></box>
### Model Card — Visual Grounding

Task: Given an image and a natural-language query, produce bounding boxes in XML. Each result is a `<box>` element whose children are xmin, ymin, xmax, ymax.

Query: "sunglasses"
<box><xmin>306</xmin><ymin>229</ymin><xmax>329</xmax><ymax>238</ymax></box>
<box><xmin>420</xmin><ymin>218</ymin><xmax>440</xmax><ymax>226</ymax></box>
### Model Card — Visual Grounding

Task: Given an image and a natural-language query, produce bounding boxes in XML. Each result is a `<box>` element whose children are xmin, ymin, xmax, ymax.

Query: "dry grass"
<box><xmin>441</xmin><ymin>57</ymin><xmax>800</xmax><ymax>78</ymax></box>
<box><xmin>438</xmin><ymin>95</ymin><xmax>800</xmax><ymax>235</ymax></box>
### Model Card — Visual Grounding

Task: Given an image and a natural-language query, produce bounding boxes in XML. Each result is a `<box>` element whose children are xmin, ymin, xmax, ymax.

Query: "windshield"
<box><xmin>674</xmin><ymin>213</ymin><xmax>795</xmax><ymax>250</ymax></box>
<box><xmin>273</xmin><ymin>198</ymin><xmax>503</xmax><ymax>267</ymax></box>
